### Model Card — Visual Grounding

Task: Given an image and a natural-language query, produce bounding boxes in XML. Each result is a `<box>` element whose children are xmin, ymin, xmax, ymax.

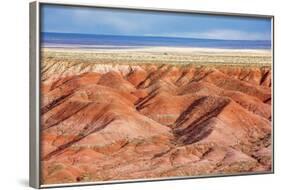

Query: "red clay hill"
<box><xmin>40</xmin><ymin>64</ymin><xmax>272</xmax><ymax>184</ymax></box>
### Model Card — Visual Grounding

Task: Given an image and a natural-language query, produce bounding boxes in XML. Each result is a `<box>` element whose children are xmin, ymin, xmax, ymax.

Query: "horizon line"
<box><xmin>41</xmin><ymin>31</ymin><xmax>271</xmax><ymax>42</ymax></box>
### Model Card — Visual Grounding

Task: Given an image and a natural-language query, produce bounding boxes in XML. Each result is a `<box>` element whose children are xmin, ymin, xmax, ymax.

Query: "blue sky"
<box><xmin>41</xmin><ymin>4</ymin><xmax>272</xmax><ymax>40</ymax></box>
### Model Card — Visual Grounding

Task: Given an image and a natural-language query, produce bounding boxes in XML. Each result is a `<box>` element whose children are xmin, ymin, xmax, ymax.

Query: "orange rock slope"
<box><xmin>40</xmin><ymin>63</ymin><xmax>272</xmax><ymax>185</ymax></box>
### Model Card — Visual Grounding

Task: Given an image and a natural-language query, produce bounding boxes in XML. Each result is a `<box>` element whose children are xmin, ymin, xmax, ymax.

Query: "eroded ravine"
<box><xmin>40</xmin><ymin>62</ymin><xmax>272</xmax><ymax>184</ymax></box>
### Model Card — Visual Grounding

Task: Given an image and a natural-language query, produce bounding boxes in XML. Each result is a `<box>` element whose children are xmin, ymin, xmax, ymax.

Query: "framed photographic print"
<box><xmin>29</xmin><ymin>1</ymin><xmax>274</xmax><ymax>188</ymax></box>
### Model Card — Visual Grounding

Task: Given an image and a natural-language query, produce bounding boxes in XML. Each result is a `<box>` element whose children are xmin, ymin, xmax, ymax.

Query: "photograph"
<box><xmin>39</xmin><ymin>3</ymin><xmax>272</xmax><ymax>186</ymax></box>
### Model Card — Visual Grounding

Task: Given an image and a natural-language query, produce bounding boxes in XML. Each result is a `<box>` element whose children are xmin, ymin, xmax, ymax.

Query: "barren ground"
<box><xmin>40</xmin><ymin>48</ymin><xmax>272</xmax><ymax>185</ymax></box>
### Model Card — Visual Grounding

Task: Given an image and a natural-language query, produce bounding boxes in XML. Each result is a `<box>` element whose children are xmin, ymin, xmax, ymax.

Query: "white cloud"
<box><xmin>46</xmin><ymin>7</ymin><xmax>270</xmax><ymax>41</ymax></box>
<box><xmin>156</xmin><ymin>29</ymin><xmax>270</xmax><ymax>40</ymax></box>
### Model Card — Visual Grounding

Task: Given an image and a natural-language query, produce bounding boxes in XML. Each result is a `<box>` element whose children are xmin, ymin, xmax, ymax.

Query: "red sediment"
<box><xmin>41</xmin><ymin>64</ymin><xmax>272</xmax><ymax>184</ymax></box>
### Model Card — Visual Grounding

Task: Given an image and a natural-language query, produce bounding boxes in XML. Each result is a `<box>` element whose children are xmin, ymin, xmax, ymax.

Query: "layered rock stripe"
<box><xmin>40</xmin><ymin>50</ymin><xmax>272</xmax><ymax>184</ymax></box>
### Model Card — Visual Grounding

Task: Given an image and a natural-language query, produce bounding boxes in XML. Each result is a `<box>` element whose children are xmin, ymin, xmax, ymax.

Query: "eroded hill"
<box><xmin>40</xmin><ymin>57</ymin><xmax>272</xmax><ymax>184</ymax></box>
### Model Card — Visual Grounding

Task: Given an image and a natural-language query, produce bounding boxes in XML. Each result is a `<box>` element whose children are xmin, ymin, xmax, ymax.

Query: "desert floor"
<box><xmin>40</xmin><ymin>47</ymin><xmax>272</xmax><ymax>185</ymax></box>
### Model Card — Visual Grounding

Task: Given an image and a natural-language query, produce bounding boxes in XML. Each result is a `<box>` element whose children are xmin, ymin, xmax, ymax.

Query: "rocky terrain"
<box><xmin>40</xmin><ymin>53</ymin><xmax>272</xmax><ymax>185</ymax></box>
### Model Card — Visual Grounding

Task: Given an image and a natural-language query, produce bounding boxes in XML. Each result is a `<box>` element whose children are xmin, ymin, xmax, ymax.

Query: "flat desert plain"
<box><xmin>40</xmin><ymin>47</ymin><xmax>272</xmax><ymax>185</ymax></box>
